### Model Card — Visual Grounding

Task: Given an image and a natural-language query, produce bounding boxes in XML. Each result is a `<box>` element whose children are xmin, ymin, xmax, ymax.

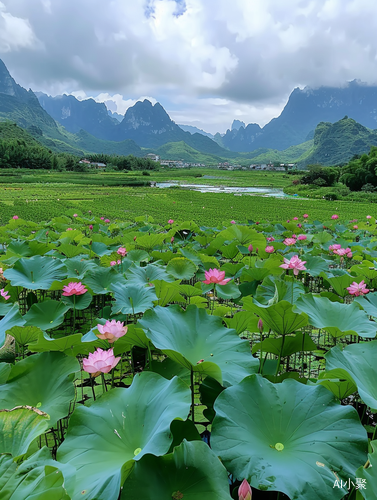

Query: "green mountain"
<box><xmin>156</xmin><ymin>141</ymin><xmax>222</xmax><ymax>163</ymax></box>
<box><xmin>298</xmin><ymin>117</ymin><xmax>377</xmax><ymax>167</ymax></box>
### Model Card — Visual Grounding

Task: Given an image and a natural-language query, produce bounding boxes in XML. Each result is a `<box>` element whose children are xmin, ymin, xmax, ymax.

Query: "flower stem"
<box><xmin>101</xmin><ymin>373</ymin><xmax>107</xmax><ymax>393</ymax></box>
<box><xmin>72</xmin><ymin>295</ymin><xmax>76</xmax><ymax>332</ymax></box>
<box><xmin>275</xmin><ymin>335</ymin><xmax>286</xmax><ymax>377</ymax></box>
<box><xmin>190</xmin><ymin>367</ymin><xmax>195</xmax><ymax>423</ymax></box>
<box><xmin>90</xmin><ymin>376</ymin><xmax>96</xmax><ymax>401</ymax></box>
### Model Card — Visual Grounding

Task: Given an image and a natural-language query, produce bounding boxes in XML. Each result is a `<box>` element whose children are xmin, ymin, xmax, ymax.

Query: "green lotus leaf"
<box><xmin>252</xmin><ymin>332</ymin><xmax>317</xmax><ymax>357</ymax></box>
<box><xmin>0</xmin><ymin>407</ymin><xmax>50</xmax><ymax>459</ymax></box>
<box><xmin>317</xmin><ymin>369</ymin><xmax>358</xmax><ymax>400</ymax></box>
<box><xmin>254</xmin><ymin>276</ymin><xmax>305</xmax><ymax>305</ymax></box>
<box><xmin>134</xmin><ymin>233</ymin><xmax>166</xmax><ymax>250</ymax></box>
<box><xmin>111</xmin><ymin>283</ymin><xmax>157</xmax><ymax>315</ymax></box>
<box><xmin>0</xmin><ymin>352</ymin><xmax>79</xmax><ymax>426</ymax></box>
<box><xmin>125</xmin><ymin>249</ymin><xmax>150</xmax><ymax>263</ymax></box>
<box><xmin>0</xmin><ymin>302</ymin><xmax>13</xmax><ymax>316</ymax></box>
<box><xmin>63</xmin><ymin>256</ymin><xmax>98</xmax><ymax>279</ymax></box>
<box><xmin>0</xmin><ymin>447</ymin><xmax>73</xmax><ymax>500</ymax></box>
<box><xmin>177</xmin><ymin>284</ymin><xmax>203</xmax><ymax>299</ymax></box>
<box><xmin>6</xmin><ymin>325</ymin><xmax>42</xmax><ymax>346</ymax></box>
<box><xmin>139</xmin><ymin>305</ymin><xmax>259</xmax><ymax>386</ymax></box>
<box><xmin>321</xmin><ymin>271</ymin><xmax>355</xmax><ymax>297</ymax></box>
<box><xmin>23</xmin><ymin>300</ymin><xmax>70</xmax><ymax>330</ymax></box>
<box><xmin>354</xmin><ymin>292</ymin><xmax>377</xmax><ymax>318</ymax></box>
<box><xmin>240</xmin><ymin>267</ymin><xmax>271</xmax><ymax>282</ymax></box>
<box><xmin>112</xmin><ymin>324</ymin><xmax>151</xmax><ymax>354</ymax></box>
<box><xmin>121</xmin><ymin>440</ymin><xmax>232</xmax><ymax>500</ymax></box>
<box><xmin>215</xmin><ymin>282</ymin><xmax>241</xmax><ymax>299</ymax></box>
<box><xmin>245</xmin><ymin>299</ymin><xmax>308</xmax><ymax>336</ymax></box>
<box><xmin>326</xmin><ymin>342</ymin><xmax>377</xmax><ymax>410</ymax></box>
<box><xmin>356</xmin><ymin>440</ymin><xmax>377</xmax><ymax>500</ymax></box>
<box><xmin>152</xmin><ymin>280</ymin><xmax>184</xmax><ymax>307</ymax></box>
<box><xmin>224</xmin><ymin>311</ymin><xmax>259</xmax><ymax>334</ymax></box>
<box><xmin>56</xmin><ymin>243</ymin><xmax>88</xmax><ymax>258</ymax></box>
<box><xmin>29</xmin><ymin>332</ymin><xmax>97</xmax><ymax>356</ymax></box>
<box><xmin>303</xmin><ymin>255</ymin><xmax>332</xmax><ymax>277</ymax></box>
<box><xmin>218</xmin><ymin>225</ymin><xmax>266</xmax><ymax>247</ymax></box>
<box><xmin>295</xmin><ymin>294</ymin><xmax>376</xmax><ymax>338</ymax></box>
<box><xmin>57</xmin><ymin>372</ymin><xmax>191</xmax><ymax>500</ymax></box>
<box><xmin>126</xmin><ymin>263</ymin><xmax>174</xmax><ymax>286</ymax></box>
<box><xmin>166</xmin><ymin>257</ymin><xmax>198</xmax><ymax>280</ymax></box>
<box><xmin>85</xmin><ymin>241</ymin><xmax>112</xmax><ymax>256</ymax></box>
<box><xmin>0</xmin><ymin>304</ymin><xmax>25</xmax><ymax>349</ymax></box>
<box><xmin>83</xmin><ymin>267</ymin><xmax>127</xmax><ymax>294</ymax></box>
<box><xmin>3</xmin><ymin>256</ymin><xmax>67</xmax><ymax>290</ymax></box>
<box><xmin>61</xmin><ymin>292</ymin><xmax>92</xmax><ymax>310</ymax></box>
<box><xmin>212</xmin><ymin>374</ymin><xmax>367</xmax><ymax>500</ymax></box>
<box><xmin>28</xmin><ymin>240</ymin><xmax>56</xmax><ymax>256</ymax></box>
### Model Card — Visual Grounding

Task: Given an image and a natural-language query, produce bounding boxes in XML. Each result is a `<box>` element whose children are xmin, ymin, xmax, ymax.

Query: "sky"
<box><xmin>1</xmin><ymin>0</ymin><xmax>377</xmax><ymax>134</ymax></box>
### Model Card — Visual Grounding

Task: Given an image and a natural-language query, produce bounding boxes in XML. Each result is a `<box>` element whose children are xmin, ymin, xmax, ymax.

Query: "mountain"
<box><xmin>36</xmin><ymin>92</ymin><xmax>118</xmax><ymax>140</ymax></box>
<box><xmin>223</xmin><ymin>81</ymin><xmax>377</xmax><ymax>152</ymax></box>
<box><xmin>298</xmin><ymin>117</ymin><xmax>377</xmax><ymax>167</ymax></box>
<box><xmin>178</xmin><ymin>124</ymin><xmax>214</xmax><ymax>139</ymax></box>
<box><xmin>108</xmin><ymin>109</ymin><xmax>124</xmax><ymax>122</ymax></box>
<box><xmin>0</xmin><ymin>59</ymin><xmax>62</xmax><ymax>139</ymax></box>
<box><xmin>231</xmin><ymin>119</ymin><xmax>245</xmax><ymax>131</ymax></box>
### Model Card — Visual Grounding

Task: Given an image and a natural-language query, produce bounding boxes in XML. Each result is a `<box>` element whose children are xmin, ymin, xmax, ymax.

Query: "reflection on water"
<box><xmin>154</xmin><ymin>181</ymin><xmax>288</xmax><ymax>197</ymax></box>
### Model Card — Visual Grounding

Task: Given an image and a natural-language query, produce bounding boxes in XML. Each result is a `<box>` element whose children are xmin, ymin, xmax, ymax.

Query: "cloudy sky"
<box><xmin>1</xmin><ymin>0</ymin><xmax>377</xmax><ymax>133</ymax></box>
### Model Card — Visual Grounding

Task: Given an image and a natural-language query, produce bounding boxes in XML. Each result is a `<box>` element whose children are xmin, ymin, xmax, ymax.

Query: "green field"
<box><xmin>0</xmin><ymin>169</ymin><xmax>375</xmax><ymax>226</ymax></box>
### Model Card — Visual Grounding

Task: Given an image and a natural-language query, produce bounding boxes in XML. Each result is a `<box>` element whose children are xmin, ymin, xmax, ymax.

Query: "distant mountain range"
<box><xmin>2</xmin><ymin>57</ymin><xmax>377</xmax><ymax>167</ymax></box>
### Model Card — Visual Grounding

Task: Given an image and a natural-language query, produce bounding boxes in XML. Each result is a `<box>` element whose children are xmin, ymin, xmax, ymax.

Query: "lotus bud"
<box><xmin>238</xmin><ymin>479</ymin><xmax>252</xmax><ymax>500</ymax></box>
<box><xmin>258</xmin><ymin>318</ymin><xmax>263</xmax><ymax>333</ymax></box>
<box><xmin>248</xmin><ymin>244</ymin><xmax>253</xmax><ymax>253</ymax></box>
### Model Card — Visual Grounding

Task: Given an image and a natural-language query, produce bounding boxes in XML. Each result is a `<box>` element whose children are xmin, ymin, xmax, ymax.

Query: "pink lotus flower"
<box><xmin>73</xmin><ymin>214</ymin><xmax>78</xmax><ymax>217</ymax></box>
<box><xmin>238</xmin><ymin>479</ymin><xmax>252</xmax><ymax>500</ymax></box>
<box><xmin>110</xmin><ymin>261</ymin><xmax>117</xmax><ymax>266</ymax></box>
<box><xmin>89</xmin><ymin>224</ymin><xmax>93</xmax><ymax>230</ymax></box>
<box><xmin>258</xmin><ymin>319</ymin><xmax>263</xmax><ymax>333</ymax></box>
<box><xmin>100</xmin><ymin>217</ymin><xmax>105</xmax><ymax>220</ymax></box>
<box><xmin>283</xmin><ymin>238</ymin><xmax>296</xmax><ymax>246</ymax></box>
<box><xmin>168</xmin><ymin>219</ymin><xmax>174</xmax><ymax>224</ymax></box>
<box><xmin>12</xmin><ymin>215</ymin><xmax>18</xmax><ymax>220</ymax></box>
<box><xmin>367</xmin><ymin>215</ymin><xmax>372</xmax><ymax>219</ymax></box>
<box><xmin>105</xmin><ymin>219</ymin><xmax>110</xmax><ymax>223</ymax></box>
<box><xmin>231</xmin><ymin>220</ymin><xmax>236</xmax><ymax>224</ymax></box>
<box><xmin>280</xmin><ymin>255</ymin><xmax>307</xmax><ymax>275</ymax></box>
<box><xmin>293</xmin><ymin>217</ymin><xmax>298</xmax><ymax>220</ymax></box>
<box><xmin>265</xmin><ymin>246</ymin><xmax>274</xmax><ymax>253</ymax></box>
<box><xmin>286</xmin><ymin>220</ymin><xmax>290</xmax><ymax>223</ymax></box>
<box><xmin>297</xmin><ymin>234</ymin><xmax>307</xmax><ymax>241</ymax></box>
<box><xmin>347</xmin><ymin>280</ymin><xmax>369</xmax><ymax>297</ymax></box>
<box><xmin>248</xmin><ymin>244</ymin><xmax>253</xmax><ymax>253</ymax></box>
<box><xmin>203</xmin><ymin>268</ymin><xmax>231</xmax><ymax>285</ymax></box>
<box><xmin>297</xmin><ymin>223</ymin><xmax>302</xmax><ymax>228</ymax></box>
<box><xmin>62</xmin><ymin>282</ymin><xmax>87</xmax><ymax>296</ymax></box>
<box><xmin>303</xmin><ymin>214</ymin><xmax>308</xmax><ymax>218</ymax></box>
<box><xmin>171</xmin><ymin>236</ymin><xmax>174</xmax><ymax>243</ymax></box>
<box><xmin>329</xmin><ymin>244</ymin><xmax>342</xmax><ymax>252</ymax></box>
<box><xmin>0</xmin><ymin>288</ymin><xmax>10</xmax><ymax>300</ymax></box>
<box><xmin>117</xmin><ymin>247</ymin><xmax>127</xmax><ymax>256</ymax></box>
<box><xmin>331</xmin><ymin>214</ymin><xmax>339</xmax><ymax>220</ymax></box>
<box><xmin>353</xmin><ymin>225</ymin><xmax>358</xmax><ymax>229</ymax></box>
<box><xmin>133</xmin><ymin>236</ymin><xmax>137</xmax><ymax>241</ymax></box>
<box><xmin>267</xmin><ymin>237</ymin><xmax>275</xmax><ymax>242</ymax></box>
<box><xmin>83</xmin><ymin>348</ymin><xmax>120</xmax><ymax>374</ymax></box>
<box><xmin>96</xmin><ymin>320</ymin><xmax>128</xmax><ymax>343</ymax></box>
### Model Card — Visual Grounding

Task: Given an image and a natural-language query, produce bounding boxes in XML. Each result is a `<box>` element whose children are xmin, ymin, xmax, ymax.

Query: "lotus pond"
<box><xmin>0</xmin><ymin>212</ymin><xmax>377</xmax><ymax>500</ymax></box>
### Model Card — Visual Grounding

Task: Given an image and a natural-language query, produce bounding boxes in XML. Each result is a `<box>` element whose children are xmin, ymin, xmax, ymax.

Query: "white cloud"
<box><xmin>0</xmin><ymin>2</ymin><xmax>37</xmax><ymax>52</ymax></box>
<box><xmin>2</xmin><ymin>0</ymin><xmax>377</xmax><ymax>131</ymax></box>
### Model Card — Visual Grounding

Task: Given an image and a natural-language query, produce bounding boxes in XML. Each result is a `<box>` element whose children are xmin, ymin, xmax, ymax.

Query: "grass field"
<box><xmin>0</xmin><ymin>179</ymin><xmax>375</xmax><ymax>227</ymax></box>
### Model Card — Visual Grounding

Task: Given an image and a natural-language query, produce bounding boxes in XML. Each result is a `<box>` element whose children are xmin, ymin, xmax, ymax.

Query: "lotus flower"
<box><xmin>73</xmin><ymin>214</ymin><xmax>78</xmax><ymax>217</ymax></box>
<box><xmin>117</xmin><ymin>247</ymin><xmax>127</xmax><ymax>256</ymax></box>
<box><xmin>168</xmin><ymin>219</ymin><xmax>174</xmax><ymax>224</ymax></box>
<box><xmin>89</xmin><ymin>224</ymin><xmax>93</xmax><ymax>230</ymax></box>
<box><xmin>0</xmin><ymin>288</ymin><xmax>10</xmax><ymax>300</ymax></box>
<box><xmin>293</xmin><ymin>217</ymin><xmax>298</xmax><ymax>220</ymax></box>
<box><xmin>280</xmin><ymin>255</ymin><xmax>306</xmax><ymax>275</ymax></box>
<box><xmin>329</xmin><ymin>244</ymin><xmax>342</xmax><ymax>252</ymax></box>
<box><xmin>283</xmin><ymin>238</ymin><xmax>296</xmax><ymax>246</ymax></box>
<box><xmin>238</xmin><ymin>479</ymin><xmax>252</xmax><ymax>500</ymax></box>
<box><xmin>331</xmin><ymin>214</ymin><xmax>339</xmax><ymax>220</ymax></box>
<box><xmin>96</xmin><ymin>320</ymin><xmax>128</xmax><ymax>343</ymax></box>
<box><xmin>231</xmin><ymin>220</ymin><xmax>236</xmax><ymax>224</ymax></box>
<box><xmin>265</xmin><ymin>246</ymin><xmax>274</xmax><ymax>253</ymax></box>
<box><xmin>12</xmin><ymin>215</ymin><xmax>18</xmax><ymax>220</ymax></box>
<box><xmin>105</xmin><ymin>219</ymin><xmax>110</xmax><ymax>223</ymax></box>
<box><xmin>83</xmin><ymin>348</ymin><xmax>120</xmax><ymax>374</ymax></box>
<box><xmin>258</xmin><ymin>319</ymin><xmax>263</xmax><ymax>333</ymax></box>
<box><xmin>267</xmin><ymin>237</ymin><xmax>275</xmax><ymax>242</ymax></box>
<box><xmin>62</xmin><ymin>282</ymin><xmax>87</xmax><ymax>296</ymax></box>
<box><xmin>353</xmin><ymin>225</ymin><xmax>358</xmax><ymax>229</ymax></box>
<box><xmin>248</xmin><ymin>244</ymin><xmax>253</xmax><ymax>253</ymax></box>
<box><xmin>203</xmin><ymin>268</ymin><xmax>231</xmax><ymax>285</ymax></box>
<box><xmin>347</xmin><ymin>281</ymin><xmax>369</xmax><ymax>297</ymax></box>
<box><xmin>303</xmin><ymin>214</ymin><xmax>308</xmax><ymax>218</ymax></box>
<box><xmin>367</xmin><ymin>215</ymin><xmax>372</xmax><ymax>219</ymax></box>
<box><xmin>297</xmin><ymin>234</ymin><xmax>307</xmax><ymax>240</ymax></box>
